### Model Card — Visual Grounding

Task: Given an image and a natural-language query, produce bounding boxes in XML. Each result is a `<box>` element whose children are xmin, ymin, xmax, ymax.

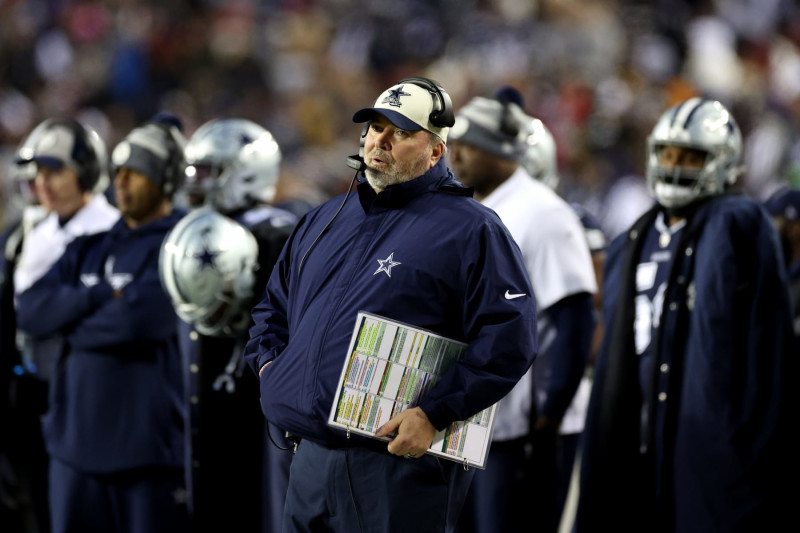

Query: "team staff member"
<box><xmin>244</xmin><ymin>77</ymin><xmax>538</xmax><ymax>533</ymax></box>
<box><xmin>1</xmin><ymin>118</ymin><xmax>119</xmax><ymax>533</ymax></box>
<box><xmin>574</xmin><ymin>98</ymin><xmax>796</xmax><ymax>532</ymax></box>
<box><xmin>449</xmin><ymin>88</ymin><xmax>596</xmax><ymax>533</ymax></box>
<box><xmin>16</xmin><ymin>114</ymin><xmax>191</xmax><ymax>533</ymax></box>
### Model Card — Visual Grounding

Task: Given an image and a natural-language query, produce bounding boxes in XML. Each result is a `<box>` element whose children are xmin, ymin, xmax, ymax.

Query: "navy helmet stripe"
<box><xmin>682</xmin><ymin>98</ymin><xmax>708</xmax><ymax>129</ymax></box>
<box><xmin>669</xmin><ymin>99</ymin><xmax>690</xmax><ymax>128</ymax></box>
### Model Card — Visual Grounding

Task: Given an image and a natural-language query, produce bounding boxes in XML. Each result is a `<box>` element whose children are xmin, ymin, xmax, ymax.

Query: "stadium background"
<box><xmin>1</xmin><ymin>0</ymin><xmax>798</xmax><ymax>238</ymax></box>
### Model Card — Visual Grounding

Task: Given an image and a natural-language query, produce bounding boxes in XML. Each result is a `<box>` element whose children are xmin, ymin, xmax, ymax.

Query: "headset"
<box><xmin>495</xmin><ymin>92</ymin><xmax>523</xmax><ymax>139</ymax></box>
<box><xmin>346</xmin><ymin>77</ymin><xmax>454</xmax><ymax>172</ymax></box>
<box><xmin>397</xmin><ymin>76</ymin><xmax>455</xmax><ymax>128</ymax></box>
<box><xmin>316</xmin><ymin>78</ymin><xmax>453</xmax><ymax>275</ymax></box>
<box><xmin>45</xmin><ymin>118</ymin><xmax>101</xmax><ymax>192</ymax></box>
<box><xmin>150</xmin><ymin>121</ymin><xmax>187</xmax><ymax>198</ymax></box>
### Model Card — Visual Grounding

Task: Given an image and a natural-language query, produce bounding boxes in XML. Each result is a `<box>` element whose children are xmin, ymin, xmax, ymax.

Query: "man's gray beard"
<box><xmin>364</xmin><ymin>168</ymin><xmax>397</xmax><ymax>191</ymax></box>
<box><xmin>364</xmin><ymin>149</ymin><xmax>431</xmax><ymax>191</ymax></box>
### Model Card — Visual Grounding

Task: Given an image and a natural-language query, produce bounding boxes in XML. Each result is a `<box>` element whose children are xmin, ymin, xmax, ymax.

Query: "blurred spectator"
<box><xmin>2</xmin><ymin>1</ymin><xmax>800</xmax><ymax>235</ymax></box>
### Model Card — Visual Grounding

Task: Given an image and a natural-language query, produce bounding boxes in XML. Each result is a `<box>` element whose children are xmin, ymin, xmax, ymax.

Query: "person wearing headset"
<box><xmin>243</xmin><ymin>78</ymin><xmax>538</xmax><ymax>532</ymax></box>
<box><xmin>447</xmin><ymin>87</ymin><xmax>597</xmax><ymax>533</ymax></box>
<box><xmin>15</xmin><ymin>114</ymin><xmax>192</xmax><ymax>533</ymax></box>
<box><xmin>1</xmin><ymin>118</ymin><xmax>119</xmax><ymax>533</ymax></box>
<box><xmin>13</xmin><ymin>118</ymin><xmax>120</xmax><ymax>385</ymax></box>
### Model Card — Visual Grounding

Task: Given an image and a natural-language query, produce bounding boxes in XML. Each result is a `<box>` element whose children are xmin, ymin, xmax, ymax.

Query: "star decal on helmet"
<box><xmin>382</xmin><ymin>86</ymin><xmax>412</xmax><ymax>108</ymax></box>
<box><xmin>194</xmin><ymin>244</ymin><xmax>220</xmax><ymax>268</ymax></box>
<box><xmin>374</xmin><ymin>252</ymin><xmax>402</xmax><ymax>278</ymax></box>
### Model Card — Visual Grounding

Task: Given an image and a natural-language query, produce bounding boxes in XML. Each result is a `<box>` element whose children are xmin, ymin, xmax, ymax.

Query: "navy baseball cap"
<box><xmin>764</xmin><ymin>188</ymin><xmax>800</xmax><ymax>221</ymax></box>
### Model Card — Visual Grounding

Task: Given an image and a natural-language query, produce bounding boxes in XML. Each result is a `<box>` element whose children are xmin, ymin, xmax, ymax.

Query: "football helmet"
<box><xmin>159</xmin><ymin>207</ymin><xmax>260</xmax><ymax>337</ymax></box>
<box><xmin>521</xmin><ymin>116</ymin><xmax>559</xmax><ymax>190</ymax></box>
<box><xmin>646</xmin><ymin>97</ymin><xmax>743</xmax><ymax>209</ymax></box>
<box><xmin>181</xmin><ymin>118</ymin><xmax>281</xmax><ymax>214</ymax></box>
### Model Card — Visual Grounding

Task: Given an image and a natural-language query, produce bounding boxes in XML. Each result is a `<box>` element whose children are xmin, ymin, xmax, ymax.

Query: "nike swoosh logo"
<box><xmin>505</xmin><ymin>290</ymin><xmax>526</xmax><ymax>300</ymax></box>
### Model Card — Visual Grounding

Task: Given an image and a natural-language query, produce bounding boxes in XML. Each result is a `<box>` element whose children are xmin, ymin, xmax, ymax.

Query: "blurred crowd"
<box><xmin>1</xmin><ymin>0</ymin><xmax>800</xmax><ymax>237</ymax></box>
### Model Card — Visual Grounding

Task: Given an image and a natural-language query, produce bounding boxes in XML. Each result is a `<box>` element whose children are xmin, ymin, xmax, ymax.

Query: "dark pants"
<box><xmin>456</xmin><ymin>437</ymin><xmax>530</xmax><ymax>533</ymax></box>
<box><xmin>457</xmin><ymin>430</ymin><xmax>560</xmax><ymax>533</ymax></box>
<box><xmin>284</xmin><ymin>439</ymin><xmax>474</xmax><ymax>533</ymax></box>
<box><xmin>49</xmin><ymin>458</ymin><xmax>191</xmax><ymax>533</ymax></box>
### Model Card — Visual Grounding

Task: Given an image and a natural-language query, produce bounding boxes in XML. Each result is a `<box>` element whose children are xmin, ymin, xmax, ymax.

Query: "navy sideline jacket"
<box><xmin>16</xmin><ymin>211</ymin><xmax>186</xmax><ymax>474</ymax></box>
<box><xmin>244</xmin><ymin>160</ymin><xmax>538</xmax><ymax>448</ymax></box>
<box><xmin>576</xmin><ymin>195</ymin><xmax>797</xmax><ymax>532</ymax></box>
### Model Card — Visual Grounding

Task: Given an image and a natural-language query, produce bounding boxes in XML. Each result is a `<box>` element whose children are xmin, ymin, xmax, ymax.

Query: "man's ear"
<box><xmin>430</xmin><ymin>140</ymin><xmax>445</xmax><ymax>166</ymax></box>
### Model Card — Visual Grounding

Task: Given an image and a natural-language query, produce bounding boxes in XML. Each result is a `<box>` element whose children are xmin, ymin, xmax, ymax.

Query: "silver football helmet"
<box><xmin>521</xmin><ymin>116</ymin><xmax>559</xmax><ymax>190</ymax></box>
<box><xmin>646</xmin><ymin>97</ymin><xmax>743</xmax><ymax>209</ymax></box>
<box><xmin>159</xmin><ymin>207</ymin><xmax>260</xmax><ymax>337</ymax></box>
<box><xmin>181</xmin><ymin>118</ymin><xmax>281</xmax><ymax>214</ymax></box>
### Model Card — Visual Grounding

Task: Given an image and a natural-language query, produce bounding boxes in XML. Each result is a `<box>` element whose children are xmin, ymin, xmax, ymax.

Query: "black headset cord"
<box><xmin>297</xmin><ymin>168</ymin><xmax>360</xmax><ymax>276</ymax></box>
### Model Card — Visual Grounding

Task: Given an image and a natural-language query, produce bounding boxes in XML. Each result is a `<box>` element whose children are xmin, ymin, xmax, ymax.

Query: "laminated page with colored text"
<box><xmin>327</xmin><ymin>311</ymin><xmax>496</xmax><ymax>469</ymax></box>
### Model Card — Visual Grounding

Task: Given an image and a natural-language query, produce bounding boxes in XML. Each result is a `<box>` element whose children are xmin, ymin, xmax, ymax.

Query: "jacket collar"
<box><xmin>356</xmin><ymin>159</ymin><xmax>470</xmax><ymax>212</ymax></box>
<box><xmin>109</xmin><ymin>208</ymin><xmax>185</xmax><ymax>238</ymax></box>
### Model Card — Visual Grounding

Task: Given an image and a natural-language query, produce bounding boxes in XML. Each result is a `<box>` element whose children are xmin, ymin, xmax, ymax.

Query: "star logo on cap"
<box><xmin>374</xmin><ymin>252</ymin><xmax>401</xmax><ymax>278</ymax></box>
<box><xmin>382</xmin><ymin>86</ymin><xmax>412</xmax><ymax>108</ymax></box>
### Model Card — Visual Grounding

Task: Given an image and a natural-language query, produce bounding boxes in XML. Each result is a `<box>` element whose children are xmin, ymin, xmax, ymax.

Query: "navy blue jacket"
<box><xmin>1</xmin><ymin>221</ymin><xmax>24</xmax><ymax>409</ymax></box>
<box><xmin>16</xmin><ymin>211</ymin><xmax>186</xmax><ymax>474</ymax></box>
<box><xmin>244</xmin><ymin>160</ymin><xmax>538</xmax><ymax>448</ymax></box>
<box><xmin>576</xmin><ymin>195</ymin><xmax>798</xmax><ymax>532</ymax></box>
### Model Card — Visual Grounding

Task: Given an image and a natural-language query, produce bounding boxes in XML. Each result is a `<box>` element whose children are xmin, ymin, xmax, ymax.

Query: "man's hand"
<box><xmin>375</xmin><ymin>407</ymin><xmax>435</xmax><ymax>459</ymax></box>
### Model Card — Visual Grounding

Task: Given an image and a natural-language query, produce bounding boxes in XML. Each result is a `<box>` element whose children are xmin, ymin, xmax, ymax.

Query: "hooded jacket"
<box><xmin>244</xmin><ymin>160</ymin><xmax>538</xmax><ymax>448</ymax></box>
<box><xmin>16</xmin><ymin>211</ymin><xmax>186</xmax><ymax>474</ymax></box>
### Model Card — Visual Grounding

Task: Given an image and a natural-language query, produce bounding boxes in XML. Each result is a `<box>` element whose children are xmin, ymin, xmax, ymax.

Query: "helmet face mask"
<box><xmin>646</xmin><ymin>98</ymin><xmax>743</xmax><ymax>209</ymax></box>
<box><xmin>182</xmin><ymin>163</ymin><xmax>222</xmax><ymax>208</ymax></box>
<box><xmin>159</xmin><ymin>208</ymin><xmax>260</xmax><ymax>337</ymax></box>
<box><xmin>181</xmin><ymin>119</ymin><xmax>281</xmax><ymax>214</ymax></box>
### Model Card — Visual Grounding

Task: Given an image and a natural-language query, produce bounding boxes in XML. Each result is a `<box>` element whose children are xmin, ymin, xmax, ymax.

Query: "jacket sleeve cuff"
<box><xmin>416</xmin><ymin>401</ymin><xmax>451</xmax><ymax>432</ymax></box>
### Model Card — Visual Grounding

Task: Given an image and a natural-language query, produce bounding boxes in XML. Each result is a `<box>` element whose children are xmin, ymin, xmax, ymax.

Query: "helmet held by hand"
<box><xmin>159</xmin><ymin>207</ymin><xmax>260</xmax><ymax>337</ymax></box>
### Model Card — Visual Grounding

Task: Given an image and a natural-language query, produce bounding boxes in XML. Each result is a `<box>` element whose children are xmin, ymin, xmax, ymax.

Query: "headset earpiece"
<box><xmin>48</xmin><ymin>119</ymin><xmax>100</xmax><ymax>192</ymax></box>
<box><xmin>396</xmin><ymin>76</ymin><xmax>455</xmax><ymax>128</ymax></box>
<box><xmin>499</xmin><ymin>101</ymin><xmax>521</xmax><ymax>139</ymax></box>
<box><xmin>152</xmin><ymin>121</ymin><xmax>186</xmax><ymax>198</ymax></box>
